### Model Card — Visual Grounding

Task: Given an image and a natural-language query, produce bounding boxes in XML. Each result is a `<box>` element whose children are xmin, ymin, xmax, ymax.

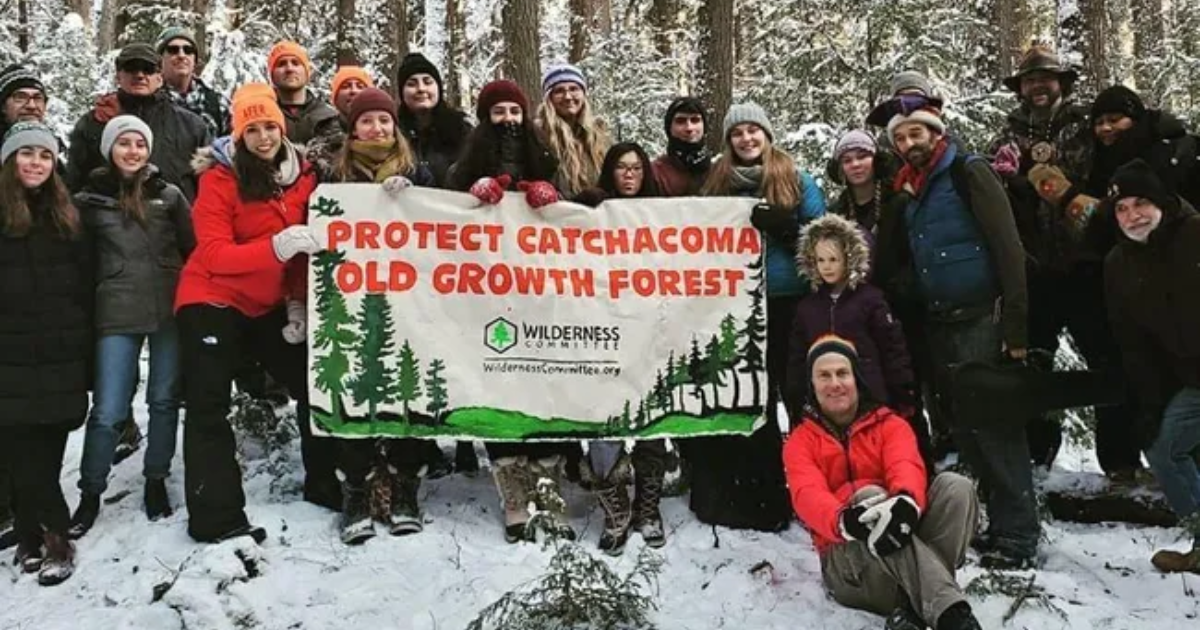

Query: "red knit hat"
<box><xmin>476</xmin><ymin>80</ymin><xmax>529</xmax><ymax>122</ymax></box>
<box><xmin>347</xmin><ymin>87</ymin><xmax>397</xmax><ymax>128</ymax></box>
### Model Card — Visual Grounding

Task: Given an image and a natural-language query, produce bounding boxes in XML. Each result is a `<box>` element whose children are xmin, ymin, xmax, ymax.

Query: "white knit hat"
<box><xmin>886</xmin><ymin>108</ymin><xmax>946</xmax><ymax>139</ymax></box>
<box><xmin>100</xmin><ymin>115</ymin><xmax>154</xmax><ymax>163</ymax></box>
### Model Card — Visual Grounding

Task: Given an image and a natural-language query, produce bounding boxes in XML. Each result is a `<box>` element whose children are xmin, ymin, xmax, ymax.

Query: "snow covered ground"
<box><xmin>3</xmin><ymin>398</ymin><xmax>1198</xmax><ymax>630</ymax></box>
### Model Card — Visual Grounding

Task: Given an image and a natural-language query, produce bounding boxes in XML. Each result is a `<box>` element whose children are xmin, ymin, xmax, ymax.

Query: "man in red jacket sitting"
<box><xmin>784</xmin><ymin>335</ymin><xmax>983</xmax><ymax>630</ymax></box>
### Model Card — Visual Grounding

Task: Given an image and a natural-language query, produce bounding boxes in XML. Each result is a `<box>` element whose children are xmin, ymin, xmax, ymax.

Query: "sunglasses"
<box><xmin>164</xmin><ymin>44</ymin><xmax>196</xmax><ymax>56</ymax></box>
<box><xmin>120</xmin><ymin>61</ymin><xmax>160</xmax><ymax>75</ymax></box>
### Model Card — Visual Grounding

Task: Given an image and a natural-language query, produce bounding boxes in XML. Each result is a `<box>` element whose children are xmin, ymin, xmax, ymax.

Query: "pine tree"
<box><xmin>312</xmin><ymin>249</ymin><xmax>357</xmax><ymax>421</ymax></box>
<box><xmin>703</xmin><ymin>334</ymin><xmax>725</xmax><ymax>409</ymax></box>
<box><xmin>621</xmin><ymin>399</ymin><xmax>632</xmax><ymax>430</ymax></box>
<box><xmin>738</xmin><ymin>264</ymin><xmax>767</xmax><ymax>408</ymax></box>
<box><xmin>425</xmin><ymin>358</ymin><xmax>449</xmax><ymax>423</ymax></box>
<box><xmin>687</xmin><ymin>336</ymin><xmax>708</xmax><ymax>412</ymax></box>
<box><xmin>718</xmin><ymin>313</ymin><xmax>741</xmax><ymax>407</ymax></box>
<box><xmin>394</xmin><ymin>339</ymin><xmax>422</xmax><ymax>418</ymax></box>
<box><xmin>31</xmin><ymin>11</ymin><xmax>95</xmax><ymax>141</ymax></box>
<box><xmin>667</xmin><ymin>350</ymin><xmax>690</xmax><ymax>413</ymax></box>
<box><xmin>349</xmin><ymin>293</ymin><xmax>398</xmax><ymax>421</ymax></box>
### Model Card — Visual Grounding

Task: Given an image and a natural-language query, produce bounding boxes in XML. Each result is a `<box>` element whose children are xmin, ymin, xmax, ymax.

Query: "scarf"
<box><xmin>276</xmin><ymin>141</ymin><xmax>302</xmax><ymax>187</ymax></box>
<box><xmin>894</xmin><ymin>138</ymin><xmax>949</xmax><ymax>197</ymax></box>
<box><xmin>730</xmin><ymin>164</ymin><xmax>764</xmax><ymax>193</ymax></box>
<box><xmin>349</xmin><ymin>138</ymin><xmax>406</xmax><ymax>183</ymax></box>
<box><xmin>667</xmin><ymin>137</ymin><xmax>712</xmax><ymax>173</ymax></box>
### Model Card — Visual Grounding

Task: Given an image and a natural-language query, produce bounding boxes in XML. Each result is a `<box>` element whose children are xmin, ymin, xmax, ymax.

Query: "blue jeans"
<box><xmin>78</xmin><ymin>326</ymin><xmax>182</xmax><ymax>496</ymax></box>
<box><xmin>1145</xmin><ymin>388</ymin><xmax>1200</xmax><ymax>533</ymax></box>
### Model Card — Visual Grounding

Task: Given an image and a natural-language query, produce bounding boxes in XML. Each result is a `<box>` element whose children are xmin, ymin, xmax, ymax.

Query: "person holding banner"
<box><xmin>317</xmin><ymin>86</ymin><xmax>434</xmax><ymax>544</ymax></box>
<box><xmin>685</xmin><ymin>102</ymin><xmax>825</xmax><ymax>532</ymax></box>
<box><xmin>174</xmin><ymin>83</ymin><xmax>338</xmax><ymax>544</ymax></box>
<box><xmin>537</xmin><ymin>64</ymin><xmax>610</xmax><ymax>200</ymax></box>
<box><xmin>448</xmin><ymin>80</ymin><xmax>577</xmax><ymax>542</ymax></box>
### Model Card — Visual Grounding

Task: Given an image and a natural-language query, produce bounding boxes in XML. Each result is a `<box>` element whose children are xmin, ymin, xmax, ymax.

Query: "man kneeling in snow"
<box><xmin>784</xmin><ymin>335</ymin><xmax>984</xmax><ymax>630</ymax></box>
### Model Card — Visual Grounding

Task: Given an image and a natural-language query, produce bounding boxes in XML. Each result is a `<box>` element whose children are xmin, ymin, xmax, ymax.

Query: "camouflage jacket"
<box><xmin>165</xmin><ymin>77</ymin><xmax>230</xmax><ymax>138</ymax></box>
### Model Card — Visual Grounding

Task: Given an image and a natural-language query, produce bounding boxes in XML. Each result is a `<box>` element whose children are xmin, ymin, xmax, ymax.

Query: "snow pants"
<box><xmin>2</xmin><ymin>424</ymin><xmax>71</xmax><ymax>546</ymax></box>
<box><xmin>177</xmin><ymin>304</ymin><xmax>338</xmax><ymax>542</ymax></box>
<box><xmin>821</xmin><ymin>473</ymin><xmax>979</xmax><ymax>626</ymax></box>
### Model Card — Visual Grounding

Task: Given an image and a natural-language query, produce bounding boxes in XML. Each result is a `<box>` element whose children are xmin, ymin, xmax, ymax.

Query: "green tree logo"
<box><xmin>484</xmin><ymin>317</ymin><xmax>519</xmax><ymax>354</ymax></box>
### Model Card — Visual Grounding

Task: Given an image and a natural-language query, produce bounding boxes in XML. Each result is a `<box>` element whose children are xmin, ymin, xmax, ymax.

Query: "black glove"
<box><xmin>838</xmin><ymin>494</ymin><xmax>887</xmax><ymax>542</ymax></box>
<box><xmin>750</xmin><ymin>203</ymin><xmax>799</xmax><ymax>242</ymax></box>
<box><xmin>862</xmin><ymin>493</ymin><xmax>920</xmax><ymax>557</ymax></box>
<box><xmin>574</xmin><ymin>187</ymin><xmax>607</xmax><ymax>208</ymax></box>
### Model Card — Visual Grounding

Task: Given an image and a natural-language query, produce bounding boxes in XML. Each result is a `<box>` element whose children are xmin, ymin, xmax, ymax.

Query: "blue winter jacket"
<box><xmin>734</xmin><ymin>170</ymin><xmax>826</xmax><ymax>298</ymax></box>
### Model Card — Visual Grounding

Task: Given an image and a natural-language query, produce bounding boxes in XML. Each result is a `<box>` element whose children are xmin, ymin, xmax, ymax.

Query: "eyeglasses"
<box><xmin>164</xmin><ymin>44</ymin><xmax>196</xmax><ymax>56</ymax></box>
<box><xmin>616</xmin><ymin>164</ymin><xmax>643</xmax><ymax>175</ymax></box>
<box><xmin>8</xmin><ymin>91</ymin><xmax>46</xmax><ymax>107</ymax></box>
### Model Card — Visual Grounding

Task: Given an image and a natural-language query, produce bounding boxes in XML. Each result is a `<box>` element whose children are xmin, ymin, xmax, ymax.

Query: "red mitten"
<box><xmin>518</xmin><ymin>180</ymin><xmax>559</xmax><ymax>209</ymax></box>
<box><xmin>469</xmin><ymin>174</ymin><xmax>512</xmax><ymax>205</ymax></box>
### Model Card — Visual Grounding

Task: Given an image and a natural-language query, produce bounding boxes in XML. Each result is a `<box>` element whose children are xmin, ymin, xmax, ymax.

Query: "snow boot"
<box><xmin>585</xmin><ymin>456</ymin><xmax>633</xmax><ymax>556</ymax></box>
<box><xmin>388</xmin><ymin>469</ymin><xmax>423</xmax><ymax>536</ymax></box>
<box><xmin>1151</xmin><ymin>547</ymin><xmax>1200</xmax><ymax>574</ymax></box>
<box><xmin>14</xmin><ymin>538</ymin><xmax>43</xmax><ymax>573</ymax></box>
<box><xmin>37</xmin><ymin>532</ymin><xmax>74</xmax><ymax>587</ymax></box>
<box><xmin>421</xmin><ymin>440</ymin><xmax>452</xmax><ymax>480</ymax></box>
<box><xmin>935</xmin><ymin>601</ymin><xmax>981</xmax><ymax>630</ymax></box>
<box><xmin>339</xmin><ymin>477</ymin><xmax>376</xmax><ymax>546</ymax></box>
<box><xmin>530</xmin><ymin>456</ymin><xmax>576</xmax><ymax>541</ymax></box>
<box><xmin>492</xmin><ymin>457</ymin><xmax>535</xmax><ymax>543</ymax></box>
<box><xmin>632</xmin><ymin>460</ymin><xmax>666</xmax><ymax>548</ymax></box>
<box><xmin>112</xmin><ymin>417</ymin><xmax>144</xmax><ymax>466</ymax></box>
<box><xmin>885</xmin><ymin>604</ymin><xmax>927</xmax><ymax>630</ymax></box>
<box><xmin>68</xmin><ymin>492</ymin><xmax>101</xmax><ymax>539</ymax></box>
<box><xmin>145</xmin><ymin>479</ymin><xmax>173</xmax><ymax>521</ymax></box>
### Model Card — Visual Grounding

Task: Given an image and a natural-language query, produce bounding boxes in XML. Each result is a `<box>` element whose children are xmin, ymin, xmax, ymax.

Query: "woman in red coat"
<box><xmin>175</xmin><ymin>84</ymin><xmax>337</xmax><ymax>544</ymax></box>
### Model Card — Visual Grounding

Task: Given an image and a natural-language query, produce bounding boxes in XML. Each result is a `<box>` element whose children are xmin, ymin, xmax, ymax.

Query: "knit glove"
<box><xmin>993</xmin><ymin>142</ymin><xmax>1021</xmax><ymax>176</ymax></box>
<box><xmin>272</xmin><ymin>225</ymin><xmax>322</xmax><ymax>262</ymax></box>
<box><xmin>838</xmin><ymin>493</ymin><xmax>888</xmax><ymax>542</ymax></box>
<box><xmin>1028</xmin><ymin>164</ymin><xmax>1072</xmax><ymax>204</ymax></box>
<box><xmin>1064</xmin><ymin>193</ymin><xmax>1101</xmax><ymax>231</ymax></box>
<box><xmin>861</xmin><ymin>493</ymin><xmax>921</xmax><ymax>557</ymax></box>
<box><xmin>519</xmin><ymin>180</ymin><xmax>559</xmax><ymax>209</ymax></box>
<box><xmin>281</xmin><ymin>299</ymin><xmax>306</xmax><ymax>345</ymax></box>
<box><xmin>382</xmin><ymin>175</ymin><xmax>413</xmax><ymax>197</ymax></box>
<box><xmin>469</xmin><ymin>174</ymin><xmax>512</xmax><ymax>205</ymax></box>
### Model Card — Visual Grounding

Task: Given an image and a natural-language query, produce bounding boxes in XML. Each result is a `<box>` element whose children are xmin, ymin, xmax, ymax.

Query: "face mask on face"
<box><xmin>494</xmin><ymin>121</ymin><xmax>523</xmax><ymax>138</ymax></box>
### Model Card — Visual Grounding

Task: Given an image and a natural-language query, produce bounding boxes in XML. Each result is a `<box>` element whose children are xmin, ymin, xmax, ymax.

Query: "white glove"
<box><xmin>382</xmin><ymin>175</ymin><xmax>413</xmax><ymax>197</ymax></box>
<box><xmin>281</xmin><ymin>299</ymin><xmax>306</xmax><ymax>344</ymax></box>
<box><xmin>272</xmin><ymin>225</ymin><xmax>321</xmax><ymax>262</ymax></box>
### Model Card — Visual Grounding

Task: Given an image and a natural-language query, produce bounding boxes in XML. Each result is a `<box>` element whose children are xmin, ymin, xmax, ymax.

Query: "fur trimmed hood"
<box><xmin>190</xmin><ymin>135</ymin><xmax>303</xmax><ymax>187</ymax></box>
<box><xmin>796</xmin><ymin>214</ymin><xmax>871</xmax><ymax>291</ymax></box>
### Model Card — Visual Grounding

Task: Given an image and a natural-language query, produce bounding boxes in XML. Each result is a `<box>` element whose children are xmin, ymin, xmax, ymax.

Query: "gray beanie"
<box><xmin>889</xmin><ymin>70</ymin><xmax>933</xmax><ymax>97</ymax></box>
<box><xmin>833</xmin><ymin>130</ymin><xmax>877</xmax><ymax>161</ymax></box>
<box><xmin>1</xmin><ymin>120</ymin><xmax>58</xmax><ymax>164</ymax></box>
<box><xmin>723</xmin><ymin>102</ymin><xmax>774</xmax><ymax>141</ymax></box>
<box><xmin>101</xmin><ymin>115</ymin><xmax>154</xmax><ymax>163</ymax></box>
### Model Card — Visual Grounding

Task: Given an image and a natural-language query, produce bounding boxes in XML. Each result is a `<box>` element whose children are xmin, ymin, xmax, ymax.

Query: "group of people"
<box><xmin>0</xmin><ymin>30</ymin><xmax>1197</xmax><ymax>630</ymax></box>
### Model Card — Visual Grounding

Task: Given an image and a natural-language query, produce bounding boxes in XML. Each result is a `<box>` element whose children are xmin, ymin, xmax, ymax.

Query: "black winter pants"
<box><xmin>2</xmin><ymin>425</ymin><xmax>71</xmax><ymax>544</ymax></box>
<box><xmin>178</xmin><ymin>304</ymin><xmax>338</xmax><ymax>541</ymax></box>
<box><xmin>767</xmin><ymin>296</ymin><xmax>801</xmax><ymax>427</ymax></box>
<box><xmin>1027</xmin><ymin>264</ymin><xmax>1141</xmax><ymax>472</ymax></box>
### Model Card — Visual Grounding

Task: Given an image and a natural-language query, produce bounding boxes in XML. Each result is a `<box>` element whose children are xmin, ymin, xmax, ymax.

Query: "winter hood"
<box><xmin>796</xmin><ymin>214</ymin><xmax>871</xmax><ymax>291</ymax></box>
<box><xmin>192</xmin><ymin>135</ymin><xmax>303</xmax><ymax>187</ymax></box>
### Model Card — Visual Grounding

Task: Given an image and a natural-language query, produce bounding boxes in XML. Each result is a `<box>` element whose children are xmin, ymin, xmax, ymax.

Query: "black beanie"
<box><xmin>0</xmin><ymin>64</ymin><xmax>47</xmax><ymax>105</ymax></box>
<box><xmin>1106</xmin><ymin>158</ymin><xmax>1177</xmax><ymax>213</ymax></box>
<box><xmin>396</xmin><ymin>53</ymin><xmax>444</xmax><ymax>99</ymax></box>
<box><xmin>1091</xmin><ymin>85</ymin><xmax>1145</xmax><ymax>122</ymax></box>
<box><xmin>664</xmin><ymin>96</ymin><xmax>707</xmax><ymax>137</ymax></box>
<box><xmin>806</xmin><ymin>334</ymin><xmax>877</xmax><ymax>402</ymax></box>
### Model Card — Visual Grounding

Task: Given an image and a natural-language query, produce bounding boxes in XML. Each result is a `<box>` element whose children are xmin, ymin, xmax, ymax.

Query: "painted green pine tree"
<box><xmin>348</xmin><ymin>294</ymin><xmax>398</xmax><ymax>421</ymax></box>
<box><xmin>738</xmin><ymin>259</ymin><xmax>767</xmax><ymax>407</ymax></box>
<box><xmin>425</xmin><ymin>359</ymin><xmax>449</xmax><ymax>423</ymax></box>
<box><xmin>703</xmin><ymin>334</ymin><xmax>726</xmax><ymax>409</ymax></box>
<box><xmin>652</xmin><ymin>368</ymin><xmax>672</xmax><ymax>413</ymax></box>
<box><xmin>635</xmin><ymin>399</ymin><xmax>647</xmax><ymax>429</ymax></box>
<box><xmin>394</xmin><ymin>340</ymin><xmax>422</xmax><ymax>419</ymax></box>
<box><xmin>668</xmin><ymin>351</ymin><xmax>690</xmax><ymax>412</ymax></box>
<box><xmin>311</xmin><ymin>195</ymin><xmax>346</xmax><ymax>218</ymax></box>
<box><xmin>687</xmin><ymin>336</ymin><xmax>708</xmax><ymax>413</ymax></box>
<box><xmin>718</xmin><ymin>313</ymin><xmax>741</xmax><ymax>407</ymax></box>
<box><xmin>312</xmin><ymin>249</ymin><xmax>356</xmax><ymax>421</ymax></box>
<box><xmin>621</xmin><ymin>400</ymin><xmax>632</xmax><ymax>430</ymax></box>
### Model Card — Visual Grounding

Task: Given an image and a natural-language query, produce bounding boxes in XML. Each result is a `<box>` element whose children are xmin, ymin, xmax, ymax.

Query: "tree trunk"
<box><xmin>649</xmin><ymin>0</ymin><xmax>679</xmax><ymax>57</ymax></box>
<box><xmin>226</xmin><ymin>0</ymin><xmax>245</xmax><ymax>30</ymax></box>
<box><xmin>993</xmin><ymin>0</ymin><xmax>1032</xmax><ymax>81</ymax></box>
<box><xmin>384</xmin><ymin>0</ymin><xmax>410</xmax><ymax>95</ymax></box>
<box><xmin>192</xmin><ymin>0</ymin><xmax>210</xmax><ymax>69</ymax></box>
<box><xmin>444</xmin><ymin>0</ymin><xmax>467</xmax><ymax>109</ymax></box>
<box><xmin>336</xmin><ymin>0</ymin><xmax>358</xmax><ymax>66</ymax></box>
<box><xmin>1131</xmin><ymin>0</ymin><xmax>1165</xmax><ymax>99</ymax></box>
<box><xmin>697</xmin><ymin>0</ymin><xmax>733</xmax><ymax>153</ymax></box>
<box><xmin>17</xmin><ymin>0</ymin><xmax>29</xmax><ymax>53</ymax></box>
<box><xmin>501</xmin><ymin>0</ymin><xmax>542</xmax><ymax>107</ymax></box>
<box><xmin>65</xmin><ymin>0</ymin><xmax>92</xmax><ymax>28</ymax></box>
<box><xmin>97</xmin><ymin>0</ymin><xmax>118</xmax><ymax>52</ymax></box>
<box><xmin>1077</xmin><ymin>0</ymin><xmax>1110</xmax><ymax>93</ymax></box>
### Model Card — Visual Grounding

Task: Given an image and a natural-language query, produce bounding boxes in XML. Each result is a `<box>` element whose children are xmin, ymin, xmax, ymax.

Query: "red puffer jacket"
<box><xmin>782</xmin><ymin>405</ymin><xmax>928</xmax><ymax>556</ymax></box>
<box><xmin>175</xmin><ymin>142</ymin><xmax>314</xmax><ymax>317</ymax></box>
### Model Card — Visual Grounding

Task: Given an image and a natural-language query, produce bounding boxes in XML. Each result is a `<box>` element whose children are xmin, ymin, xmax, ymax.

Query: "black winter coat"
<box><xmin>1104</xmin><ymin>199</ymin><xmax>1200</xmax><ymax>446</ymax></box>
<box><xmin>399</xmin><ymin>107</ymin><xmax>473</xmax><ymax>190</ymax></box>
<box><xmin>0</xmin><ymin>193</ymin><xmax>92</xmax><ymax>428</ymax></box>
<box><xmin>66</xmin><ymin>90</ymin><xmax>211</xmax><ymax>201</ymax></box>
<box><xmin>75</xmin><ymin>166</ymin><xmax>195</xmax><ymax>336</ymax></box>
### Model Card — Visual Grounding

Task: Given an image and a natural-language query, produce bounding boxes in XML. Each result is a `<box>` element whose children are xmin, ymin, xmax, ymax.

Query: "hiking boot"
<box><xmin>530</xmin><ymin>456</ymin><xmax>576</xmax><ymax>541</ymax></box>
<box><xmin>388</xmin><ymin>470</ymin><xmax>423</xmax><ymax>536</ymax></box>
<box><xmin>492</xmin><ymin>457</ymin><xmax>535</xmax><ymax>543</ymax></box>
<box><xmin>935</xmin><ymin>601</ymin><xmax>982</xmax><ymax>630</ymax></box>
<box><xmin>632</xmin><ymin>464</ymin><xmax>666</xmax><ymax>548</ymax></box>
<box><xmin>978</xmin><ymin>548</ymin><xmax>1036</xmax><ymax>571</ymax></box>
<box><xmin>1151</xmin><ymin>547</ymin><xmax>1200</xmax><ymax>574</ymax></box>
<box><xmin>37</xmin><ymin>532</ymin><xmax>74</xmax><ymax>587</ymax></box>
<box><xmin>15</xmin><ymin>539</ymin><xmax>43</xmax><ymax>573</ymax></box>
<box><xmin>340</xmin><ymin>477</ymin><xmax>375</xmax><ymax>546</ymax></box>
<box><xmin>68</xmin><ymin>492</ymin><xmax>101</xmax><ymax>539</ymax></box>
<box><xmin>586</xmin><ymin>456</ymin><xmax>633</xmax><ymax>556</ymax></box>
<box><xmin>112</xmin><ymin>418</ymin><xmax>144</xmax><ymax>465</ymax></box>
<box><xmin>885</xmin><ymin>603</ymin><xmax>927</xmax><ymax>630</ymax></box>
<box><xmin>145</xmin><ymin>479</ymin><xmax>173</xmax><ymax>521</ymax></box>
<box><xmin>422</xmin><ymin>441</ymin><xmax>452</xmax><ymax>480</ymax></box>
<box><xmin>455</xmin><ymin>441</ymin><xmax>480</xmax><ymax>475</ymax></box>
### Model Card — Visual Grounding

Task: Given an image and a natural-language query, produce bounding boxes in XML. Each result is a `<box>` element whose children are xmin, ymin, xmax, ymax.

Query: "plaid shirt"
<box><xmin>166</xmin><ymin>77</ymin><xmax>230</xmax><ymax>138</ymax></box>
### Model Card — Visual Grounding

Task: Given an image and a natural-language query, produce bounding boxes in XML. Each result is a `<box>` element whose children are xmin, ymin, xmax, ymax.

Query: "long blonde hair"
<box><xmin>537</xmin><ymin>98</ymin><xmax>610</xmax><ymax>196</ymax></box>
<box><xmin>701</xmin><ymin>138</ymin><xmax>801</xmax><ymax>209</ymax></box>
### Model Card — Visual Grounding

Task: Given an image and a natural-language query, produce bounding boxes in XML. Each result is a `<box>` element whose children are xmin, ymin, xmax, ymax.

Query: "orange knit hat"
<box><xmin>267</xmin><ymin>41</ymin><xmax>312</xmax><ymax>77</ymax></box>
<box><xmin>231</xmin><ymin>83</ymin><xmax>286</xmax><ymax>140</ymax></box>
<box><xmin>331</xmin><ymin>66</ymin><xmax>374</xmax><ymax>101</ymax></box>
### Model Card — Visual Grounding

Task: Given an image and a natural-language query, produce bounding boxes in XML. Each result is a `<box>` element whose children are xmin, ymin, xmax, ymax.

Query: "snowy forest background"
<box><xmin>4</xmin><ymin>0</ymin><xmax>1200</xmax><ymax>174</ymax></box>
